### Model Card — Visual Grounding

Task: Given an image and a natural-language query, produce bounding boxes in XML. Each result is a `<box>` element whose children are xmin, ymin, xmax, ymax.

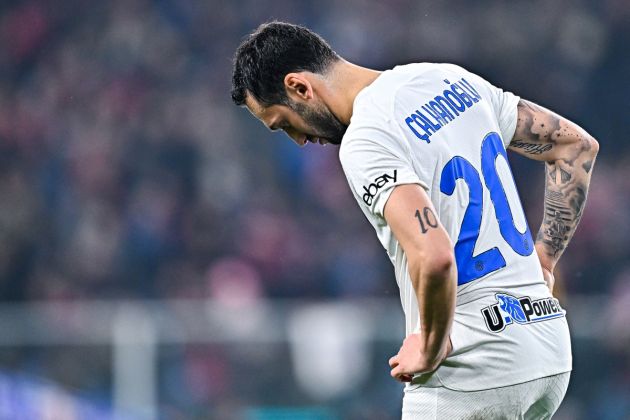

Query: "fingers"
<box><xmin>544</xmin><ymin>273</ymin><xmax>555</xmax><ymax>293</ymax></box>
<box><xmin>390</xmin><ymin>357</ymin><xmax>414</xmax><ymax>382</ymax></box>
<box><xmin>391</xmin><ymin>363</ymin><xmax>402</xmax><ymax>377</ymax></box>
<box><xmin>389</xmin><ymin>355</ymin><xmax>406</xmax><ymax>381</ymax></box>
<box><xmin>543</xmin><ymin>269</ymin><xmax>555</xmax><ymax>293</ymax></box>
<box><xmin>390</xmin><ymin>364</ymin><xmax>413</xmax><ymax>382</ymax></box>
<box><xmin>391</xmin><ymin>365</ymin><xmax>403</xmax><ymax>380</ymax></box>
<box><xmin>388</xmin><ymin>355</ymin><xmax>399</xmax><ymax>368</ymax></box>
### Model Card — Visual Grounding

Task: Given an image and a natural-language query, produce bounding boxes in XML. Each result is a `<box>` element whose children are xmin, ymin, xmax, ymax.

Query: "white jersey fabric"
<box><xmin>339</xmin><ymin>63</ymin><xmax>571</xmax><ymax>391</ymax></box>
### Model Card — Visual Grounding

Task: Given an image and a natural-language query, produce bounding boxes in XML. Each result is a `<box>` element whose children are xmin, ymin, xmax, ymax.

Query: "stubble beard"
<box><xmin>289</xmin><ymin>100</ymin><xmax>347</xmax><ymax>145</ymax></box>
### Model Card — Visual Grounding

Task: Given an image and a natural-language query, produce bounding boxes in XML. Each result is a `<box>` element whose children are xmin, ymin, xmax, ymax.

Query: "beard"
<box><xmin>289</xmin><ymin>100</ymin><xmax>347</xmax><ymax>145</ymax></box>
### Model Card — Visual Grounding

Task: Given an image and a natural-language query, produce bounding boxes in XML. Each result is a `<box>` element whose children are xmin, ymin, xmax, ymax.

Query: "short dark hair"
<box><xmin>231</xmin><ymin>21</ymin><xmax>340</xmax><ymax>107</ymax></box>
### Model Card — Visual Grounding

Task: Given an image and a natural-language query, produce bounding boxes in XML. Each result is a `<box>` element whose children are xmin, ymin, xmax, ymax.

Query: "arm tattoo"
<box><xmin>510</xmin><ymin>141</ymin><xmax>553</xmax><ymax>155</ymax></box>
<box><xmin>537</xmin><ymin>161</ymin><xmax>587</xmax><ymax>257</ymax></box>
<box><xmin>415</xmin><ymin>207</ymin><xmax>438</xmax><ymax>234</ymax></box>
<box><xmin>513</xmin><ymin>100</ymin><xmax>562</xmax><ymax>145</ymax></box>
<box><xmin>514</xmin><ymin>100</ymin><xmax>597</xmax><ymax>263</ymax></box>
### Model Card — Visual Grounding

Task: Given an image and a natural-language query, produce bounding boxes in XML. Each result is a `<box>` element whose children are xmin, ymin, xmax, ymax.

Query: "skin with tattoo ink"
<box><xmin>510</xmin><ymin>99</ymin><xmax>599</xmax><ymax>289</ymax></box>
<box><xmin>415</xmin><ymin>207</ymin><xmax>439</xmax><ymax>234</ymax></box>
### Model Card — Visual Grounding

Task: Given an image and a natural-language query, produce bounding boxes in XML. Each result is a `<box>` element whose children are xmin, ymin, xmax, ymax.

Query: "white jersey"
<box><xmin>339</xmin><ymin>63</ymin><xmax>571</xmax><ymax>391</ymax></box>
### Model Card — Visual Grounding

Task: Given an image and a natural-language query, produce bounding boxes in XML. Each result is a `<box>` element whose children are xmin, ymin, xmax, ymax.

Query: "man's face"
<box><xmin>245</xmin><ymin>95</ymin><xmax>347</xmax><ymax>147</ymax></box>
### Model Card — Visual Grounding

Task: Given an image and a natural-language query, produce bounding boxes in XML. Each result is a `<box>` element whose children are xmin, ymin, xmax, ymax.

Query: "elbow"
<box><xmin>588</xmin><ymin>136</ymin><xmax>599</xmax><ymax>156</ymax></box>
<box><xmin>425</xmin><ymin>252</ymin><xmax>456</xmax><ymax>280</ymax></box>
<box><xmin>581</xmin><ymin>135</ymin><xmax>599</xmax><ymax>158</ymax></box>
<box><xmin>408</xmin><ymin>249</ymin><xmax>456</xmax><ymax>284</ymax></box>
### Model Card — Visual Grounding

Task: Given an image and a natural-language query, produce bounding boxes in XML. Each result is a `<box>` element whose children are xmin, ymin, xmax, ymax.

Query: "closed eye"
<box><xmin>269</xmin><ymin>121</ymin><xmax>289</xmax><ymax>132</ymax></box>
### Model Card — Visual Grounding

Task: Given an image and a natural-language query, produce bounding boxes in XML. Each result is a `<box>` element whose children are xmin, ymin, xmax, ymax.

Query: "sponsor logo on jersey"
<box><xmin>362</xmin><ymin>170</ymin><xmax>397</xmax><ymax>206</ymax></box>
<box><xmin>481</xmin><ymin>293</ymin><xmax>565</xmax><ymax>333</ymax></box>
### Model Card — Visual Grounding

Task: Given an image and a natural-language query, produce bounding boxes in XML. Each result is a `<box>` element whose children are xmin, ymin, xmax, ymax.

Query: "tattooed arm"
<box><xmin>384</xmin><ymin>184</ymin><xmax>456</xmax><ymax>382</ymax></box>
<box><xmin>509</xmin><ymin>99</ymin><xmax>599</xmax><ymax>291</ymax></box>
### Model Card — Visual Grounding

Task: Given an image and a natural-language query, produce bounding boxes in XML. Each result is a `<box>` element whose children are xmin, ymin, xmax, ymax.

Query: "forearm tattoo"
<box><xmin>513</xmin><ymin>100</ymin><xmax>597</xmax><ymax>262</ymax></box>
<box><xmin>510</xmin><ymin>141</ymin><xmax>553</xmax><ymax>155</ymax></box>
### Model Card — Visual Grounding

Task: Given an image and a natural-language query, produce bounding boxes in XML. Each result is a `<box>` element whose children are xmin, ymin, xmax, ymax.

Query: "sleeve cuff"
<box><xmin>372</xmin><ymin>179</ymin><xmax>429</xmax><ymax>219</ymax></box>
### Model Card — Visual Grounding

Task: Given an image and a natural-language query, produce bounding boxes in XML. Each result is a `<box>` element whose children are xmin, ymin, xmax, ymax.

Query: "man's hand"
<box><xmin>540</xmin><ymin>266</ymin><xmax>555</xmax><ymax>293</ymax></box>
<box><xmin>536</xmin><ymin>242</ymin><xmax>556</xmax><ymax>293</ymax></box>
<box><xmin>388</xmin><ymin>334</ymin><xmax>453</xmax><ymax>382</ymax></box>
<box><xmin>383</xmin><ymin>184</ymin><xmax>457</xmax><ymax>383</ymax></box>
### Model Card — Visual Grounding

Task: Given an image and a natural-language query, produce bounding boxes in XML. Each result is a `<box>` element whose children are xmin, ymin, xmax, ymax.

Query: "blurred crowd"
<box><xmin>0</xmin><ymin>0</ymin><xmax>628</xmax><ymax>418</ymax></box>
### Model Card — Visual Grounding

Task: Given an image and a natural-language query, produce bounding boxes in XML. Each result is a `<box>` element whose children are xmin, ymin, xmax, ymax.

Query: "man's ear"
<box><xmin>284</xmin><ymin>73</ymin><xmax>313</xmax><ymax>101</ymax></box>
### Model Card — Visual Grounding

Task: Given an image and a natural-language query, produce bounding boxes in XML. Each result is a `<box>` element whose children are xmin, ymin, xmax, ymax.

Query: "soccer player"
<box><xmin>231</xmin><ymin>22</ymin><xmax>598</xmax><ymax>419</ymax></box>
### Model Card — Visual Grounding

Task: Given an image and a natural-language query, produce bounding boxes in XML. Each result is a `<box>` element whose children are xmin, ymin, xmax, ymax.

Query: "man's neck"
<box><xmin>318</xmin><ymin>60</ymin><xmax>381</xmax><ymax>125</ymax></box>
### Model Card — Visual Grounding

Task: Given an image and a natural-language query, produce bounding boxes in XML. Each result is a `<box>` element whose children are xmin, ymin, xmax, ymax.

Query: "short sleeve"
<box><xmin>340</xmin><ymin>133</ymin><xmax>428</xmax><ymax>220</ymax></box>
<box><xmin>491</xmin><ymin>87</ymin><xmax>520</xmax><ymax>147</ymax></box>
<box><xmin>462</xmin><ymin>68</ymin><xmax>520</xmax><ymax>147</ymax></box>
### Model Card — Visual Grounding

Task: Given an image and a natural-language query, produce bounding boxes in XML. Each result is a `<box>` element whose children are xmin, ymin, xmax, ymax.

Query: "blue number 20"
<box><xmin>440</xmin><ymin>132</ymin><xmax>533</xmax><ymax>286</ymax></box>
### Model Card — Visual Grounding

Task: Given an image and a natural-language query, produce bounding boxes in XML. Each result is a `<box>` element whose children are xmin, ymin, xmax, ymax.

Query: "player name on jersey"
<box><xmin>404</xmin><ymin>78</ymin><xmax>482</xmax><ymax>143</ymax></box>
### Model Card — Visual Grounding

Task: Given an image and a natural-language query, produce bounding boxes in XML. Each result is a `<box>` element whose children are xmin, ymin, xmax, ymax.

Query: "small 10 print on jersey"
<box><xmin>481</xmin><ymin>293</ymin><xmax>565</xmax><ymax>333</ymax></box>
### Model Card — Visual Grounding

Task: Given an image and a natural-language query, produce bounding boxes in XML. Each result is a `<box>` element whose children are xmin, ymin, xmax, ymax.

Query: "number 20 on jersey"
<box><xmin>440</xmin><ymin>132</ymin><xmax>534</xmax><ymax>286</ymax></box>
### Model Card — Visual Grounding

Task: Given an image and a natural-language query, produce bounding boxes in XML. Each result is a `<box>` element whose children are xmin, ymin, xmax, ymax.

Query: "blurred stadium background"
<box><xmin>0</xmin><ymin>0</ymin><xmax>628</xmax><ymax>418</ymax></box>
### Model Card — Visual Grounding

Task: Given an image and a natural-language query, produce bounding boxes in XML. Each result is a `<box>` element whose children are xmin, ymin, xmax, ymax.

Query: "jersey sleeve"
<box><xmin>490</xmin><ymin>85</ymin><xmax>520</xmax><ymax>147</ymax></box>
<box><xmin>339</xmin><ymin>131</ymin><xmax>428</xmax><ymax>220</ymax></box>
<box><xmin>464</xmin><ymin>70</ymin><xmax>520</xmax><ymax>147</ymax></box>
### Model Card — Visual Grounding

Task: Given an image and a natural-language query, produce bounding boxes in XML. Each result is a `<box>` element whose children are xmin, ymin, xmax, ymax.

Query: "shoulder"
<box><xmin>350</xmin><ymin>62</ymin><xmax>482</xmax><ymax>125</ymax></box>
<box><xmin>339</xmin><ymin>134</ymin><xmax>383</xmax><ymax>170</ymax></box>
<box><xmin>340</xmin><ymin>63</ymin><xmax>457</xmax><ymax>164</ymax></box>
<box><xmin>353</xmin><ymin>63</ymin><xmax>446</xmax><ymax>109</ymax></box>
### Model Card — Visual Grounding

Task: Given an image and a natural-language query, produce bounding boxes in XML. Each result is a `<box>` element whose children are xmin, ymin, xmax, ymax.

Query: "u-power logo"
<box><xmin>481</xmin><ymin>293</ymin><xmax>565</xmax><ymax>333</ymax></box>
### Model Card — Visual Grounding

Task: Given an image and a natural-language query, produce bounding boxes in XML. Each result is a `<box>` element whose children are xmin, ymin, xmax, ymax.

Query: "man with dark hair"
<box><xmin>232</xmin><ymin>21</ymin><xmax>598</xmax><ymax>419</ymax></box>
